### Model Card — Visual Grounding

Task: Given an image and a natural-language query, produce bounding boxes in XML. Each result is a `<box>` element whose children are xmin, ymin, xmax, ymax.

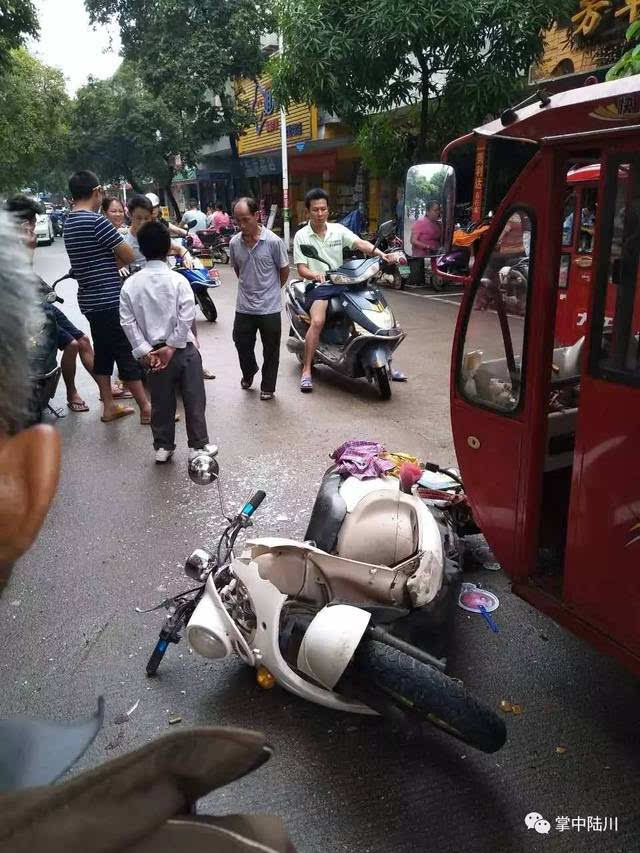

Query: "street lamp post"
<box><xmin>279</xmin><ymin>32</ymin><xmax>290</xmax><ymax>249</ymax></box>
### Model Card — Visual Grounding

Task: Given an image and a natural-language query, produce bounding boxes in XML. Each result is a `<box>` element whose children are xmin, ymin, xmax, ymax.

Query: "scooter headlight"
<box><xmin>188</xmin><ymin>626</ymin><xmax>228</xmax><ymax>659</ymax></box>
<box><xmin>362</xmin><ymin>308</ymin><xmax>395</xmax><ymax>330</ymax></box>
<box><xmin>329</xmin><ymin>262</ymin><xmax>380</xmax><ymax>286</ymax></box>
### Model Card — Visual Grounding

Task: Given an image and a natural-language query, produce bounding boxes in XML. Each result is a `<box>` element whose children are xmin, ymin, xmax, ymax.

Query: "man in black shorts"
<box><xmin>5</xmin><ymin>193</ymin><xmax>130</xmax><ymax>415</ymax></box>
<box><xmin>64</xmin><ymin>170</ymin><xmax>151</xmax><ymax>423</ymax></box>
<box><xmin>52</xmin><ymin>306</ymin><xmax>95</xmax><ymax>412</ymax></box>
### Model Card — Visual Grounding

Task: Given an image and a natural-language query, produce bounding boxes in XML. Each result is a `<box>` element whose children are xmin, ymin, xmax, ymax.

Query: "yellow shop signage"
<box><xmin>236</xmin><ymin>77</ymin><xmax>315</xmax><ymax>156</ymax></box>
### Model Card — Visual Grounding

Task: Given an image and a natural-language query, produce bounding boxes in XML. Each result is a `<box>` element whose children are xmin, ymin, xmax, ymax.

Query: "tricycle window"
<box><xmin>591</xmin><ymin>157</ymin><xmax>640</xmax><ymax>385</ymax></box>
<box><xmin>459</xmin><ymin>210</ymin><xmax>533</xmax><ymax>413</ymax></box>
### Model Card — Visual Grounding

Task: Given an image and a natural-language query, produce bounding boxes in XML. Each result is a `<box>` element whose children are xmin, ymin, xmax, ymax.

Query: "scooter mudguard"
<box><xmin>297</xmin><ymin>604</ymin><xmax>371</xmax><ymax>690</ymax></box>
<box><xmin>359</xmin><ymin>344</ymin><xmax>392</xmax><ymax>371</ymax></box>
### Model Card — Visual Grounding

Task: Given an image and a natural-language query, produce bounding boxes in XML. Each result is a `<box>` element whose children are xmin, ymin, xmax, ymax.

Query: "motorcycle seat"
<box><xmin>304</xmin><ymin>466</ymin><xmax>347</xmax><ymax>553</ymax></box>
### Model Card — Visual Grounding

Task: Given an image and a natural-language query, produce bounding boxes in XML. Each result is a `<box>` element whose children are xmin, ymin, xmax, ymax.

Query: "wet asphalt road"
<box><xmin>1</xmin><ymin>240</ymin><xmax>638</xmax><ymax>853</ymax></box>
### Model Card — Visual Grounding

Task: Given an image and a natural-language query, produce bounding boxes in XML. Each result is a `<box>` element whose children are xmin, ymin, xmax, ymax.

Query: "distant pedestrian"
<box><xmin>180</xmin><ymin>198</ymin><xmax>208</xmax><ymax>233</ymax></box>
<box><xmin>212</xmin><ymin>203</ymin><xmax>231</xmax><ymax>232</ymax></box>
<box><xmin>119</xmin><ymin>220</ymin><xmax>217</xmax><ymax>464</ymax></box>
<box><xmin>63</xmin><ymin>169</ymin><xmax>151</xmax><ymax>423</ymax></box>
<box><xmin>229</xmin><ymin>197</ymin><xmax>289</xmax><ymax>401</ymax></box>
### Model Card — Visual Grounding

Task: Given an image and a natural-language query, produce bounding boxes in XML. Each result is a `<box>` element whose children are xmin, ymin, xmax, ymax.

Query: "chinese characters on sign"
<box><xmin>572</xmin><ymin>0</ymin><xmax>639</xmax><ymax>37</ymax></box>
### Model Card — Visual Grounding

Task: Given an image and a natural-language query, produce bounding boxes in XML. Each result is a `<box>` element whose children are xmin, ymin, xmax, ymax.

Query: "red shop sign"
<box><xmin>289</xmin><ymin>151</ymin><xmax>338</xmax><ymax>174</ymax></box>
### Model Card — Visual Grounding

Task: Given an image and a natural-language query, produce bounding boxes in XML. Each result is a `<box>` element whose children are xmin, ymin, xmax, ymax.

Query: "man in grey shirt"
<box><xmin>229</xmin><ymin>197</ymin><xmax>289</xmax><ymax>400</ymax></box>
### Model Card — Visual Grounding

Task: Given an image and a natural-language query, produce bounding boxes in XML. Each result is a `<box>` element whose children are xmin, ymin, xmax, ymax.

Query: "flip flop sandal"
<box><xmin>113</xmin><ymin>388</ymin><xmax>134</xmax><ymax>398</ymax></box>
<box><xmin>67</xmin><ymin>400</ymin><xmax>89</xmax><ymax>412</ymax></box>
<box><xmin>101</xmin><ymin>405</ymin><xmax>135</xmax><ymax>423</ymax></box>
<box><xmin>300</xmin><ymin>376</ymin><xmax>313</xmax><ymax>393</ymax></box>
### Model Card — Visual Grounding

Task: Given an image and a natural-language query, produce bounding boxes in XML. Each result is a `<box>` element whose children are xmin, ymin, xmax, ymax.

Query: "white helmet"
<box><xmin>145</xmin><ymin>192</ymin><xmax>160</xmax><ymax>207</ymax></box>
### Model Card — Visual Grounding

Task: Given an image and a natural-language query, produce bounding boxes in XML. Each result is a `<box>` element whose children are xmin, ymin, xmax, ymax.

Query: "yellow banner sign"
<box><xmin>236</xmin><ymin>77</ymin><xmax>314</xmax><ymax>156</ymax></box>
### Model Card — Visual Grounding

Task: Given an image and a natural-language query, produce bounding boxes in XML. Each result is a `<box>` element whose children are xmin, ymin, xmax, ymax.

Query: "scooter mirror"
<box><xmin>404</xmin><ymin>164</ymin><xmax>456</xmax><ymax>259</ymax></box>
<box><xmin>188</xmin><ymin>453</ymin><xmax>220</xmax><ymax>486</ymax></box>
<box><xmin>298</xmin><ymin>243</ymin><xmax>329</xmax><ymax>265</ymax></box>
<box><xmin>378</xmin><ymin>219</ymin><xmax>395</xmax><ymax>238</ymax></box>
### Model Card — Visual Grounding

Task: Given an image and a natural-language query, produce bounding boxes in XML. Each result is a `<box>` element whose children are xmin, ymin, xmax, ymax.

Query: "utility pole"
<box><xmin>279</xmin><ymin>32</ymin><xmax>290</xmax><ymax>249</ymax></box>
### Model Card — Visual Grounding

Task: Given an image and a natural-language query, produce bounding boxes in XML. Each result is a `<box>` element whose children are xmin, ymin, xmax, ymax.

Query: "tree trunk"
<box><xmin>221</xmin><ymin>95</ymin><xmax>248</xmax><ymax>197</ymax></box>
<box><xmin>416</xmin><ymin>67</ymin><xmax>430</xmax><ymax>162</ymax></box>
<box><xmin>163</xmin><ymin>184</ymin><xmax>181</xmax><ymax>220</ymax></box>
<box><xmin>228</xmin><ymin>131</ymin><xmax>248</xmax><ymax>197</ymax></box>
<box><xmin>125</xmin><ymin>171</ymin><xmax>144</xmax><ymax>193</ymax></box>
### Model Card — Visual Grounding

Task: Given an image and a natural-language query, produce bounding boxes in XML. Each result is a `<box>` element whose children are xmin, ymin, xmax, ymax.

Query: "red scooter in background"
<box><xmin>195</xmin><ymin>225</ymin><xmax>237</xmax><ymax>266</ymax></box>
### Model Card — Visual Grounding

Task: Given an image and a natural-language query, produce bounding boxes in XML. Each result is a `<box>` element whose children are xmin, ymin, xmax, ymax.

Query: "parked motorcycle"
<box><xmin>373</xmin><ymin>219</ymin><xmax>409</xmax><ymax>290</ymax></box>
<box><xmin>195</xmin><ymin>225</ymin><xmax>237</xmax><ymax>265</ymax></box>
<box><xmin>284</xmin><ymin>245</ymin><xmax>405</xmax><ymax>399</ymax></box>
<box><xmin>140</xmin><ymin>455</ymin><xmax>506</xmax><ymax>754</ymax></box>
<box><xmin>29</xmin><ymin>273</ymin><xmax>68</xmax><ymax>423</ymax></box>
<box><xmin>173</xmin><ymin>255</ymin><xmax>220</xmax><ymax>323</ymax></box>
<box><xmin>498</xmin><ymin>255</ymin><xmax>528</xmax><ymax>316</ymax></box>
<box><xmin>432</xmin><ymin>216</ymin><xmax>492</xmax><ymax>291</ymax></box>
<box><xmin>177</xmin><ymin>221</ymin><xmax>220</xmax><ymax>322</ymax></box>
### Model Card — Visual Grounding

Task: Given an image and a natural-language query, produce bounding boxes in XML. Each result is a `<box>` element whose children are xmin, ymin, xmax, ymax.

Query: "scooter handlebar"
<box><xmin>241</xmin><ymin>490</ymin><xmax>266</xmax><ymax>518</ymax></box>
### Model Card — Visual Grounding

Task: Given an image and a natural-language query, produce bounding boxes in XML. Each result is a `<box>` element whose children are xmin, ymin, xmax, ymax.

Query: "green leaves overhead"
<box><xmin>273</xmin><ymin>0</ymin><xmax>574</xmax><ymax>165</ymax></box>
<box><xmin>0</xmin><ymin>0</ymin><xmax>39</xmax><ymax>69</ymax></box>
<box><xmin>85</xmin><ymin>0</ymin><xmax>273</xmax><ymax>146</ymax></box>
<box><xmin>67</xmin><ymin>62</ymin><xmax>203</xmax><ymax>192</ymax></box>
<box><xmin>0</xmin><ymin>49</ymin><xmax>70</xmax><ymax>192</ymax></box>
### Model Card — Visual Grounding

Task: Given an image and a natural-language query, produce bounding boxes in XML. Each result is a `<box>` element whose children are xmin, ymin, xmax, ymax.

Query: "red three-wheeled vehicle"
<box><xmin>405</xmin><ymin>75</ymin><xmax>640</xmax><ymax>675</ymax></box>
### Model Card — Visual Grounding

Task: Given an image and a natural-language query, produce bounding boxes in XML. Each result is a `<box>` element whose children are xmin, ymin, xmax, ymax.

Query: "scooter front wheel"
<box><xmin>198</xmin><ymin>292</ymin><xmax>218</xmax><ymax>322</ymax></box>
<box><xmin>351</xmin><ymin>639</ymin><xmax>506</xmax><ymax>753</ymax></box>
<box><xmin>374</xmin><ymin>367</ymin><xmax>391</xmax><ymax>400</ymax></box>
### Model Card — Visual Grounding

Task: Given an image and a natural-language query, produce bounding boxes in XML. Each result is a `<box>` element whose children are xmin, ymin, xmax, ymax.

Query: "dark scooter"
<box><xmin>285</xmin><ymin>244</ymin><xmax>405</xmax><ymax>399</ymax></box>
<box><xmin>29</xmin><ymin>273</ymin><xmax>68</xmax><ymax>423</ymax></box>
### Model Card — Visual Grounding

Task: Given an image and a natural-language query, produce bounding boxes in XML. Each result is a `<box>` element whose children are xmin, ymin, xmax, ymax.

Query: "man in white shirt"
<box><xmin>119</xmin><ymin>220</ymin><xmax>217</xmax><ymax>464</ymax></box>
<box><xmin>180</xmin><ymin>198</ymin><xmax>208</xmax><ymax>233</ymax></box>
<box><xmin>293</xmin><ymin>188</ymin><xmax>395</xmax><ymax>392</ymax></box>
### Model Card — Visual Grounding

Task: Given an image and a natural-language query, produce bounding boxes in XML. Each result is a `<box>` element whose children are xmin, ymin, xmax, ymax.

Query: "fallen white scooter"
<box><xmin>139</xmin><ymin>455</ymin><xmax>506</xmax><ymax>753</ymax></box>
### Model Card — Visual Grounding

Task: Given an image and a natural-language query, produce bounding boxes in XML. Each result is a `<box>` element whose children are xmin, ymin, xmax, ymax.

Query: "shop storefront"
<box><xmin>529</xmin><ymin>1</ymin><xmax>630</xmax><ymax>91</ymax></box>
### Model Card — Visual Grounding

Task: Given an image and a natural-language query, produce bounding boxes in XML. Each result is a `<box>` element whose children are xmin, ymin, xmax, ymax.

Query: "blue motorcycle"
<box><xmin>173</xmin><ymin>258</ymin><xmax>219</xmax><ymax>323</ymax></box>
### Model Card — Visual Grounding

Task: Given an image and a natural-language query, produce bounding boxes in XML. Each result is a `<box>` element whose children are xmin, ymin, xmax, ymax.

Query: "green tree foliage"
<box><xmin>84</xmin><ymin>0</ymin><xmax>274</xmax><ymax>185</ymax></box>
<box><xmin>68</xmin><ymin>62</ymin><xmax>203</xmax><ymax>215</ymax></box>
<box><xmin>273</xmin><ymin>0</ymin><xmax>575</xmax><ymax>167</ymax></box>
<box><xmin>0</xmin><ymin>48</ymin><xmax>70</xmax><ymax>192</ymax></box>
<box><xmin>0</xmin><ymin>0</ymin><xmax>39</xmax><ymax>69</ymax></box>
<box><xmin>606</xmin><ymin>20</ymin><xmax>640</xmax><ymax>80</ymax></box>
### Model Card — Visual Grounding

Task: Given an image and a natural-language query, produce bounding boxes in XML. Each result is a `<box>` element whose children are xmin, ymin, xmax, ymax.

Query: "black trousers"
<box><xmin>232</xmin><ymin>312</ymin><xmax>281</xmax><ymax>393</ymax></box>
<box><xmin>146</xmin><ymin>344</ymin><xmax>209</xmax><ymax>451</ymax></box>
<box><xmin>87</xmin><ymin>307</ymin><xmax>144</xmax><ymax>381</ymax></box>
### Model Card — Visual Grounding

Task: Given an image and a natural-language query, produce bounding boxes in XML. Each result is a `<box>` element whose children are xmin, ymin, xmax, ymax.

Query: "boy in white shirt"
<box><xmin>119</xmin><ymin>220</ymin><xmax>217</xmax><ymax>464</ymax></box>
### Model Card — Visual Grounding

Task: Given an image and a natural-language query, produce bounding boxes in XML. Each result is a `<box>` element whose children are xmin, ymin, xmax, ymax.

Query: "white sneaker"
<box><xmin>155</xmin><ymin>448</ymin><xmax>174</xmax><ymax>464</ymax></box>
<box><xmin>188</xmin><ymin>444</ymin><xmax>218</xmax><ymax>462</ymax></box>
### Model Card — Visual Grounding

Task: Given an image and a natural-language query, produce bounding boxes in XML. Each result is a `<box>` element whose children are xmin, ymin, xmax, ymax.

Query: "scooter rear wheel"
<box><xmin>218</xmin><ymin>249</ymin><xmax>229</xmax><ymax>265</ymax></box>
<box><xmin>374</xmin><ymin>367</ymin><xmax>391</xmax><ymax>400</ymax></box>
<box><xmin>198</xmin><ymin>292</ymin><xmax>218</xmax><ymax>322</ymax></box>
<box><xmin>351</xmin><ymin>639</ymin><xmax>506</xmax><ymax>753</ymax></box>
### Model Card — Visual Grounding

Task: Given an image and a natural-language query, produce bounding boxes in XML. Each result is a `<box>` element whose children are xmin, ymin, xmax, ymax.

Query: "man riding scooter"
<box><xmin>293</xmin><ymin>188</ymin><xmax>397</xmax><ymax>393</ymax></box>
